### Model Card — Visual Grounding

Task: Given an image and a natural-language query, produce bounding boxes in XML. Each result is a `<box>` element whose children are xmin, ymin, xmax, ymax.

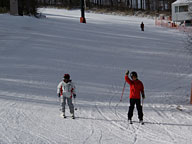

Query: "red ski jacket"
<box><xmin>125</xmin><ymin>75</ymin><xmax>144</xmax><ymax>99</ymax></box>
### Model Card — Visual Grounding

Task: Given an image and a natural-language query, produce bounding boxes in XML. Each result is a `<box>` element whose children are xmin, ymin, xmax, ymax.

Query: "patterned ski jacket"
<box><xmin>57</xmin><ymin>80</ymin><xmax>76</xmax><ymax>98</ymax></box>
<box><xmin>125</xmin><ymin>75</ymin><xmax>144</xmax><ymax>99</ymax></box>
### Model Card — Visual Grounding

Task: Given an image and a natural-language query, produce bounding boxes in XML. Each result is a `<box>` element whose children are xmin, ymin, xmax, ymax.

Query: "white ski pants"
<box><xmin>61</xmin><ymin>97</ymin><xmax>74</xmax><ymax>114</ymax></box>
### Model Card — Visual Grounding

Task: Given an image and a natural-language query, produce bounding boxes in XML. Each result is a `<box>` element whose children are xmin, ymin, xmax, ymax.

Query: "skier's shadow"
<box><xmin>75</xmin><ymin>116</ymin><xmax>126</xmax><ymax>122</ymax></box>
<box><xmin>76</xmin><ymin>117</ymin><xmax>192</xmax><ymax>127</ymax></box>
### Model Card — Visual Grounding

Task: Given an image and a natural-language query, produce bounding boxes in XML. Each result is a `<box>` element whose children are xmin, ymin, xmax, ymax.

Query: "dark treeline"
<box><xmin>86</xmin><ymin>0</ymin><xmax>176</xmax><ymax>12</ymax></box>
<box><xmin>38</xmin><ymin>0</ymin><xmax>80</xmax><ymax>7</ymax></box>
<box><xmin>0</xmin><ymin>0</ymin><xmax>9</xmax><ymax>13</ymax></box>
<box><xmin>0</xmin><ymin>0</ymin><xmax>9</xmax><ymax>8</ymax></box>
<box><xmin>37</xmin><ymin>0</ymin><xmax>176</xmax><ymax>13</ymax></box>
<box><xmin>0</xmin><ymin>0</ymin><xmax>177</xmax><ymax>14</ymax></box>
<box><xmin>0</xmin><ymin>0</ymin><xmax>37</xmax><ymax>15</ymax></box>
<box><xmin>18</xmin><ymin>0</ymin><xmax>38</xmax><ymax>15</ymax></box>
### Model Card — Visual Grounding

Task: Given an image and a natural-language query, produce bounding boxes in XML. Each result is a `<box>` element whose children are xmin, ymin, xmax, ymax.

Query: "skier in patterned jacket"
<box><xmin>57</xmin><ymin>74</ymin><xmax>76</xmax><ymax>119</ymax></box>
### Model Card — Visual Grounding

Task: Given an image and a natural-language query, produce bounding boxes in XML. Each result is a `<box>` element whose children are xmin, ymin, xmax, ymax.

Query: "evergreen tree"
<box><xmin>0</xmin><ymin>0</ymin><xmax>10</xmax><ymax>13</ymax></box>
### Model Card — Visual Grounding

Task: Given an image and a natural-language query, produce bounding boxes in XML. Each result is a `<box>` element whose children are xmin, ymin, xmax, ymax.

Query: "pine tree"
<box><xmin>0</xmin><ymin>0</ymin><xmax>9</xmax><ymax>13</ymax></box>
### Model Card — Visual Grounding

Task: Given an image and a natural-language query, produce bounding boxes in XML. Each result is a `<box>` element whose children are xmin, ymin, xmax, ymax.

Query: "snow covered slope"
<box><xmin>0</xmin><ymin>8</ymin><xmax>192</xmax><ymax>144</ymax></box>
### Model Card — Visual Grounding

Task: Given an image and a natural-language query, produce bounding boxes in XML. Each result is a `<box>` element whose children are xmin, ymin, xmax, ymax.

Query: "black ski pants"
<box><xmin>128</xmin><ymin>98</ymin><xmax>143</xmax><ymax>120</ymax></box>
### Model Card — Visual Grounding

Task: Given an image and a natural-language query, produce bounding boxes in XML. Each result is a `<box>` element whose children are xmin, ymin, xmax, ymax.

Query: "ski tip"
<box><xmin>60</xmin><ymin>114</ymin><xmax>67</xmax><ymax>118</ymax></box>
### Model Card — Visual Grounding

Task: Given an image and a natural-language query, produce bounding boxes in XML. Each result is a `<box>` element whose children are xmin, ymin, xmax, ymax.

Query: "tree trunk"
<box><xmin>130</xmin><ymin>0</ymin><xmax>132</xmax><ymax>9</ymax></box>
<box><xmin>140</xmin><ymin>0</ymin><xmax>142</xmax><ymax>9</ymax></box>
<box><xmin>126</xmin><ymin>0</ymin><xmax>129</xmax><ymax>7</ymax></box>
<box><xmin>110</xmin><ymin>0</ymin><xmax>113</xmax><ymax>7</ymax></box>
<box><xmin>161</xmin><ymin>0</ymin><xmax>164</xmax><ymax>10</ymax></box>
<box><xmin>168</xmin><ymin>0</ymin><xmax>175</xmax><ymax>12</ymax></box>
<box><xmin>156</xmin><ymin>0</ymin><xmax>159</xmax><ymax>12</ymax></box>
<box><xmin>146</xmin><ymin>0</ymin><xmax>150</xmax><ymax>10</ymax></box>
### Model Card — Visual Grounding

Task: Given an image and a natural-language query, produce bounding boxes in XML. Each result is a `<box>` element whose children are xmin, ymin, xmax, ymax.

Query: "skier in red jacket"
<box><xmin>125</xmin><ymin>70</ymin><xmax>145</xmax><ymax>124</ymax></box>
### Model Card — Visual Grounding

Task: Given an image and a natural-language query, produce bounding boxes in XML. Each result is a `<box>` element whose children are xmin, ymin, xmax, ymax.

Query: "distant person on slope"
<box><xmin>125</xmin><ymin>70</ymin><xmax>145</xmax><ymax>124</ymax></box>
<box><xmin>140</xmin><ymin>22</ymin><xmax>144</xmax><ymax>31</ymax></box>
<box><xmin>57</xmin><ymin>74</ymin><xmax>76</xmax><ymax>119</ymax></box>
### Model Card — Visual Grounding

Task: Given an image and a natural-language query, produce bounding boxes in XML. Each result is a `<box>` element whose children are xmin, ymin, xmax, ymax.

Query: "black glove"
<box><xmin>125</xmin><ymin>70</ymin><xmax>129</xmax><ymax>76</ymax></box>
<box><xmin>73</xmin><ymin>94</ymin><xmax>76</xmax><ymax>98</ymax></box>
<box><xmin>142</xmin><ymin>93</ymin><xmax>145</xmax><ymax>99</ymax></box>
<box><xmin>57</xmin><ymin>93</ymin><xmax>60</xmax><ymax>97</ymax></box>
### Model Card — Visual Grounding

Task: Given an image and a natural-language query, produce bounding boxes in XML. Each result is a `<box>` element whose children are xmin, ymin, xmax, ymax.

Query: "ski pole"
<box><xmin>120</xmin><ymin>81</ymin><xmax>126</xmax><ymax>101</ymax></box>
<box><xmin>58</xmin><ymin>95</ymin><xmax>61</xmax><ymax>111</ymax></box>
<box><xmin>74</xmin><ymin>98</ymin><xmax>77</xmax><ymax>110</ymax></box>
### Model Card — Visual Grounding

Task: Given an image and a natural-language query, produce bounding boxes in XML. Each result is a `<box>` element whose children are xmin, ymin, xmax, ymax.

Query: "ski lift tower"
<box><xmin>80</xmin><ymin>0</ymin><xmax>86</xmax><ymax>23</ymax></box>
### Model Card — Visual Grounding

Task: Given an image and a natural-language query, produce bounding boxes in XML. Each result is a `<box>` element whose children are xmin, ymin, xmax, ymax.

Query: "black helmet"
<box><xmin>63</xmin><ymin>74</ymin><xmax>70</xmax><ymax>80</ymax></box>
<box><xmin>130</xmin><ymin>71</ymin><xmax>138</xmax><ymax>79</ymax></box>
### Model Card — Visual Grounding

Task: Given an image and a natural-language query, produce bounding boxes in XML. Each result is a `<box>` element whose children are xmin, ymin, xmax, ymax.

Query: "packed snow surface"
<box><xmin>0</xmin><ymin>8</ymin><xmax>192</xmax><ymax>144</ymax></box>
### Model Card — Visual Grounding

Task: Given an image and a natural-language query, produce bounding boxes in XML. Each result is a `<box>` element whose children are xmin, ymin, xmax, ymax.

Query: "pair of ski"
<box><xmin>61</xmin><ymin>114</ymin><xmax>75</xmax><ymax>119</ymax></box>
<box><xmin>128</xmin><ymin>120</ymin><xmax>144</xmax><ymax>125</ymax></box>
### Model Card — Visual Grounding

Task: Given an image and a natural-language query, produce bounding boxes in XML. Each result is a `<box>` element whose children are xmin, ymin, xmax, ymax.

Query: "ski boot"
<box><xmin>139</xmin><ymin>119</ymin><xmax>144</xmax><ymax>125</ymax></box>
<box><xmin>72</xmin><ymin>113</ymin><xmax>75</xmax><ymax>119</ymax></box>
<box><xmin>128</xmin><ymin>118</ymin><xmax>133</xmax><ymax>124</ymax></box>
<box><xmin>63</xmin><ymin>112</ymin><xmax>67</xmax><ymax>118</ymax></box>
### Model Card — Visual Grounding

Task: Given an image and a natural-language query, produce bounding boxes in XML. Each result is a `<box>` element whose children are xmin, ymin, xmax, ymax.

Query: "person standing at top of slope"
<box><xmin>140</xmin><ymin>22</ymin><xmax>144</xmax><ymax>31</ymax></box>
<box><xmin>57</xmin><ymin>74</ymin><xmax>76</xmax><ymax>119</ymax></box>
<box><xmin>125</xmin><ymin>70</ymin><xmax>145</xmax><ymax>124</ymax></box>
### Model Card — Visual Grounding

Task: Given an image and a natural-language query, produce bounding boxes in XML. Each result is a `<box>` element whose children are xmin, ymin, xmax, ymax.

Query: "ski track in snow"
<box><xmin>0</xmin><ymin>8</ymin><xmax>192</xmax><ymax>144</ymax></box>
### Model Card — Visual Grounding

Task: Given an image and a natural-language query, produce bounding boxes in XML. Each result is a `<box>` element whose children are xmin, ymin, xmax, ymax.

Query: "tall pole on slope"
<box><xmin>80</xmin><ymin>0</ymin><xmax>86</xmax><ymax>23</ymax></box>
